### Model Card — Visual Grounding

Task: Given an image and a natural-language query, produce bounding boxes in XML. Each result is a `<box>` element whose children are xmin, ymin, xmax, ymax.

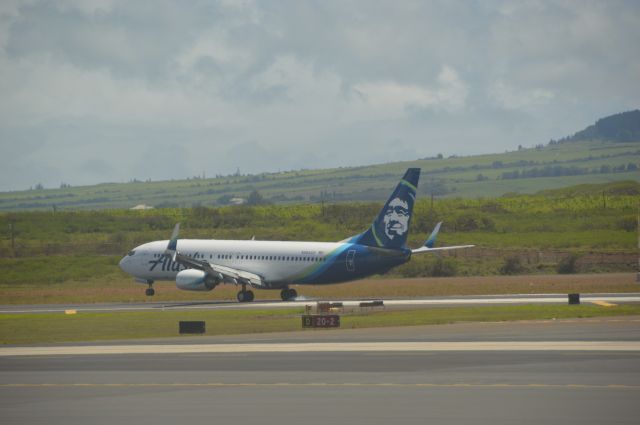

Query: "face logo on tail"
<box><xmin>383</xmin><ymin>197</ymin><xmax>410</xmax><ymax>240</ymax></box>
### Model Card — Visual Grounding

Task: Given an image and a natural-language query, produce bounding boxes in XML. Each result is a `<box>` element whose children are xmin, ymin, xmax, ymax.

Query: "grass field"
<box><xmin>0</xmin><ymin>178</ymin><xmax>636</xmax><ymax>307</ymax></box>
<box><xmin>2</xmin><ymin>304</ymin><xmax>639</xmax><ymax>345</ymax></box>
<box><xmin>0</xmin><ymin>180</ymin><xmax>637</xmax><ymax>286</ymax></box>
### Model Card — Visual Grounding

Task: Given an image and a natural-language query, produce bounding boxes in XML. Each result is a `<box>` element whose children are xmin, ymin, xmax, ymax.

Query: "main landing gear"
<box><xmin>280</xmin><ymin>287</ymin><xmax>297</xmax><ymax>301</ymax></box>
<box><xmin>237</xmin><ymin>284</ymin><xmax>255</xmax><ymax>303</ymax></box>
<box><xmin>145</xmin><ymin>281</ymin><xmax>155</xmax><ymax>296</ymax></box>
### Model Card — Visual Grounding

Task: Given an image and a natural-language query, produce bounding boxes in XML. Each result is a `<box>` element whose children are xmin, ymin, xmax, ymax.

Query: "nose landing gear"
<box><xmin>145</xmin><ymin>281</ymin><xmax>155</xmax><ymax>296</ymax></box>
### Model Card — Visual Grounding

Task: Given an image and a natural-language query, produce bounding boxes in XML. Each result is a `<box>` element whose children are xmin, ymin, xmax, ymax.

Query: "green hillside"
<box><xmin>558</xmin><ymin>109</ymin><xmax>640</xmax><ymax>143</ymax></box>
<box><xmin>2</xmin><ymin>107</ymin><xmax>639</xmax><ymax>212</ymax></box>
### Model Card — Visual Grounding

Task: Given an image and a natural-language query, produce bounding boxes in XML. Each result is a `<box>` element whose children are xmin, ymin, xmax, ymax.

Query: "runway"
<box><xmin>1</xmin><ymin>317</ymin><xmax>639</xmax><ymax>424</ymax></box>
<box><xmin>2</xmin><ymin>292</ymin><xmax>639</xmax><ymax>314</ymax></box>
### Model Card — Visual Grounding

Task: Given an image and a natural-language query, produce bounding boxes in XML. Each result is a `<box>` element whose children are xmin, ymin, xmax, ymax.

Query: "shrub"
<box><xmin>557</xmin><ymin>254</ymin><xmax>579</xmax><ymax>274</ymax></box>
<box><xmin>616</xmin><ymin>216</ymin><xmax>636</xmax><ymax>232</ymax></box>
<box><xmin>429</xmin><ymin>258</ymin><xmax>457</xmax><ymax>277</ymax></box>
<box><xmin>500</xmin><ymin>256</ymin><xmax>525</xmax><ymax>275</ymax></box>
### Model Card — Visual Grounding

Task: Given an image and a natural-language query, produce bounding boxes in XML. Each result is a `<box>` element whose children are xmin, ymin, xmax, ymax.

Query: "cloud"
<box><xmin>489</xmin><ymin>81</ymin><xmax>555</xmax><ymax>111</ymax></box>
<box><xmin>0</xmin><ymin>0</ymin><xmax>638</xmax><ymax>191</ymax></box>
<box><xmin>351</xmin><ymin>65</ymin><xmax>468</xmax><ymax>119</ymax></box>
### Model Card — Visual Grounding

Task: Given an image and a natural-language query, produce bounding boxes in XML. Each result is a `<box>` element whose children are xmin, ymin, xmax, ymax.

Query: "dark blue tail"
<box><xmin>352</xmin><ymin>168</ymin><xmax>420</xmax><ymax>249</ymax></box>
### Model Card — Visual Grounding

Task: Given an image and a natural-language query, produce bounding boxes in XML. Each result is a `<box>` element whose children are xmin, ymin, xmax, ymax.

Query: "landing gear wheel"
<box><xmin>145</xmin><ymin>287</ymin><xmax>155</xmax><ymax>296</ymax></box>
<box><xmin>237</xmin><ymin>290</ymin><xmax>255</xmax><ymax>303</ymax></box>
<box><xmin>280</xmin><ymin>288</ymin><xmax>297</xmax><ymax>301</ymax></box>
<box><xmin>245</xmin><ymin>290</ymin><xmax>255</xmax><ymax>302</ymax></box>
<box><xmin>288</xmin><ymin>288</ymin><xmax>297</xmax><ymax>300</ymax></box>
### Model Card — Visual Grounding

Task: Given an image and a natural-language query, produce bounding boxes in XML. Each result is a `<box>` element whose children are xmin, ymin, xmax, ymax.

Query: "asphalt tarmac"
<box><xmin>2</xmin><ymin>292</ymin><xmax>639</xmax><ymax>314</ymax></box>
<box><xmin>1</xmin><ymin>317</ymin><xmax>639</xmax><ymax>424</ymax></box>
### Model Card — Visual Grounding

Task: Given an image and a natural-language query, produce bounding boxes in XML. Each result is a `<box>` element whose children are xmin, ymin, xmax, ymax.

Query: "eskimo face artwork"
<box><xmin>383</xmin><ymin>197</ymin><xmax>410</xmax><ymax>240</ymax></box>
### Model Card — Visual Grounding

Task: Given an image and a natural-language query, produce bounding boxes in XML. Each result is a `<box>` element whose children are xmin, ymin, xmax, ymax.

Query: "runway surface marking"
<box><xmin>2</xmin><ymin>293</ymin><xmax>639</xmax><ymax>314</ymax></box>
<box><xmin>591</xmin><ymin>300</ymin><xmax>617</xmax><ymax>307</ymax></box>
<box><xmin>1</xmin><ymin>383</ymin><xmax>638</xmax><ymax>390</ymax></box>
<box><xmin>3</xmin><ymin>341</ymin><xmax>640</xmax><ymax>356</ymax></box>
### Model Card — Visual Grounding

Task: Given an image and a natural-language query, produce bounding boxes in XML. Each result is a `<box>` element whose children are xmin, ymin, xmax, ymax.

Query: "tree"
<box><xmin>247</xmin><ymin>190</ymin><xmax>269</xmax><ymax>205</ymax></box>
<box><xmin>557</xmin><ymin>254</ymin><xmax>579</xmax><ymax>274</ymax></box>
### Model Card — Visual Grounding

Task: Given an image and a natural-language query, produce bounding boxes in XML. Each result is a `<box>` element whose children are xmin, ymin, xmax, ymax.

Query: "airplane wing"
<box><xmin>175</xmin><ymin>252</ymin><xmax>265</xmax><ymax>287</ymax></box>
<box><xmin>164</xmin><ymin>223</ymin><xmax>266</xmax><ymax>288</ymax></box>
<box><xmin>411</xmin><ymin>221</ymin><xmax>474</xmax><ymax>254</ymax></box>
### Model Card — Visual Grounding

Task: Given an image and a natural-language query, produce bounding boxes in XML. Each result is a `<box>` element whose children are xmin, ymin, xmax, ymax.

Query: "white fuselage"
<box><xmin>120</xmin><ymin>239</ymin><xmax>348</xmax><ymax>286</ymax></box>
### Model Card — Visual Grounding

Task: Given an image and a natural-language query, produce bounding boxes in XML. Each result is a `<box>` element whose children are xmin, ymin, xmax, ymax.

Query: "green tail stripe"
<box><xmin>371</xmin><ymin>225</ymin><xmax>384</xmax><ymax>247</ymax></box>
<box><xmin>400</xmin><ymin>179</ymin><xmax>417</xmax><ymax>192</ymax></box>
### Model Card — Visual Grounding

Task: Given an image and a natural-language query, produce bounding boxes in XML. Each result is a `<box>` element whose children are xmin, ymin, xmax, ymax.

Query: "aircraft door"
<box><xmin>346</xmin><ymin>249</ymin><xmax>356</xmax><ymax>272</ymax></box>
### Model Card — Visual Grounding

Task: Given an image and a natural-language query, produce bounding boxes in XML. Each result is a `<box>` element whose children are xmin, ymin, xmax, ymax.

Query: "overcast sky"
<box><xmin>0</xmin><ymin>0</ymin><xmax>638</xmax><ymax>191</ymax></box>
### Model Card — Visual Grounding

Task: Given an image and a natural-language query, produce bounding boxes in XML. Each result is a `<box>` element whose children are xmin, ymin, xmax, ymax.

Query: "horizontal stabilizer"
<box><xmin>412</xmin><ymin>244</ymin><xmax>475</xmax><ymax>254</ymax></box>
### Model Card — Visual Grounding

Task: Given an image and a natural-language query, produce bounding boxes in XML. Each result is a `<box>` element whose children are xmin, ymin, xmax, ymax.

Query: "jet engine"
<box><xmin>176</xmin><ymin>269</ymin><xmax>219</xmax><ymax>291</ymax></box>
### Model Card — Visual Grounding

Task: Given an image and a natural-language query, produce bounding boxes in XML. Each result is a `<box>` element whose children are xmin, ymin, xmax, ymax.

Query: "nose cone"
<box><xmin>119</xmin><ymin>256</ymin><xmax>130</xmax><ymax>274</ymax></box>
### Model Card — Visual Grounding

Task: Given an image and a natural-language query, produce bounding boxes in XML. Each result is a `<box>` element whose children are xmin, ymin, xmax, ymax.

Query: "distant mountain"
<box><xmin>1</xmin><ymin>111</ymin><xmax>639</xmax><ymax>211</ymax></box>
<box><xmin>553</xmin><ymin>110</ymin><xmax>640</xmax><ymax>144</ymax></box>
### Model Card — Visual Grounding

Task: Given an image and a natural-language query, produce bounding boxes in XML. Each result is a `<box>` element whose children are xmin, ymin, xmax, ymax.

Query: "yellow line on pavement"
<box><xmin>591</xmin><ymin>301</ymin><xmax>617</xmax><ymax>307</ymax></box>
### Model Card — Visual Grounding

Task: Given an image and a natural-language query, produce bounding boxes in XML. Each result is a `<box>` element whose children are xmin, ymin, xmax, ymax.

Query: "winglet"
<box><xmin>424</xmin><ymin>222</ymin><xmax>442</xmax><ymax>248</ymax></box>
<box><xmin>412</xmin><ymin>221</ymin><xmax>474</xmax><ymax>254</ymax></box>
<box><xmin>165</xmin><ymin>223</ymin><xmax>180</xmax><ymax>261</ymax></box>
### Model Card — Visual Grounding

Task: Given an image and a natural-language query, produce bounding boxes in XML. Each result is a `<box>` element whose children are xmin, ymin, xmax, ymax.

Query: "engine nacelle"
<box><xmin>176</xmin><ymin>269</ymin><xmax>218</xmax><ymax>291</ymax></box>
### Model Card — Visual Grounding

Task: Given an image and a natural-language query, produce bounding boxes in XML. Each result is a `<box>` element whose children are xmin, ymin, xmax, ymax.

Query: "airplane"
<box><xmin>118</xmin><ymin>168</ymin><xmax>474</xmax><ymax>302</ymax></box>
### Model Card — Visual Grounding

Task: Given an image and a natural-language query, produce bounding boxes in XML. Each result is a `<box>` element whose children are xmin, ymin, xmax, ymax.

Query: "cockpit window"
<box><xmin>127</xmin><ymin>250</ymin><xmax>136</xmax><ymax>256</ymax></box>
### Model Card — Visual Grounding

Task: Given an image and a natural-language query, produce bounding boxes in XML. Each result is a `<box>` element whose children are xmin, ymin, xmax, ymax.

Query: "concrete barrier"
<box><xmin>359</xmin><ymin>300</ymin><xmax>384</xmax><ymax>308</ymax></box>
<box><xmin>179</xmin><ymin>321</ymin><xmax>206</xmax><ymax>334</ymax></box>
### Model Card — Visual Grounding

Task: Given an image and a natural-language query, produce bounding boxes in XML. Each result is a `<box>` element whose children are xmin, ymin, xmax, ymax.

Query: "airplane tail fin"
<box><xmin>352</xmin><ymin>168</ymin><xmax>420</xmax><ymax>249</ymax></box>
